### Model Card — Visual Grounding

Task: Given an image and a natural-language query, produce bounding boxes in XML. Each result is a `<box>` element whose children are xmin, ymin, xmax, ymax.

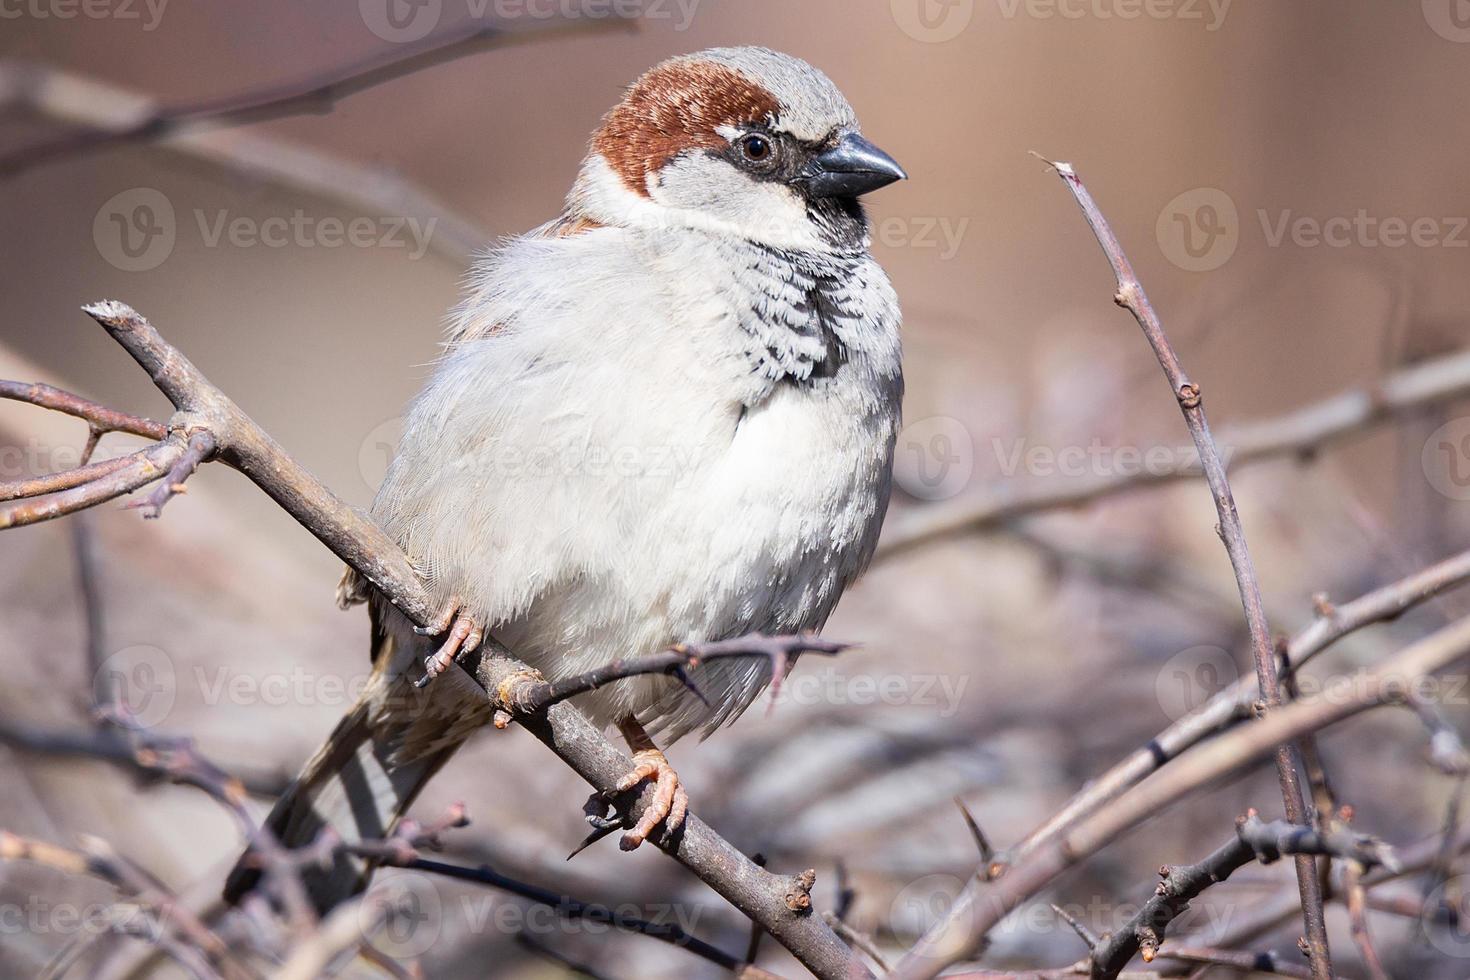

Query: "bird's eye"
<box><xmin>739</xmin><ymin>133</ymin><xmax>775</xmax><ymax>164</ymax></box>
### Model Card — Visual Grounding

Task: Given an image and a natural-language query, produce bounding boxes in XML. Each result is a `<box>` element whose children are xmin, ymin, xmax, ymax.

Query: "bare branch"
<box><xmin>1040</xmin><ymin>159</ymin><xmax>1329</xmax><ymax>977</ymax></box>
<box><xmin>0</xmin><ymin>437</ymin><xmax>187</xmax><ymax>529</ymax></box>
<box><xmin>876</xmin><ymin>344</ymin><xmax>1470</xmax><ymax>563</ymax></box>
<box><xmin>1088</xmin><ymin>812</ymin><xmax>1395</xmax><ymax>979</ymax></box>
<box><xmin>128</xmin><ymin>430</ymin><xmax>215</xmax><ymax>518</ymax></box>
<box><xmin>889</xmin><ymin>609</ymin><xmax>1470</xmax><ymax>979</ymax></box>
<box><xmin>480</xmin><ymin>652</ymin><xmax>869</xmax><ymax>980</ymax></box>
<box><xmin>0</xmin><ymin>16</ymin><xmax>632</xmax><ymax>178</ymax></box>
<box><xmin>0</xmin><ymin>379</ymin><xmax>166</xmax><ymax>440</ymax></box>
<box><xmin>1016</xmin><ymin>545</ymin><xmax>1470</xmax><ymax>867</ymax></box>
<box><xmin>492</xmin><ymin>633</ymin><xmax>850</xmax><ymax>718</ymax></box>
<box><xmin>0</xmin><ymin>831</ymin><xmax>245</xmax><ymax>980</ymax></box>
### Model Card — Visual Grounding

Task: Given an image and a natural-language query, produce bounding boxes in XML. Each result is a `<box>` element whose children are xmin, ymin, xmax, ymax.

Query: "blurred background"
<box><xmin>3</xmin><ymin>1</ymin><xmax>1470</xmax><ymax>976</ymax></box>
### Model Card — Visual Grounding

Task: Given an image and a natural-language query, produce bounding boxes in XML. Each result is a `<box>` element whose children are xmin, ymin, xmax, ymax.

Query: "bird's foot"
<box><xmin>614</xmin><ymin>746</ymin><xmax>689</xmax><ymax>850</ymax></box>
<box><xmin>413</xmin><ymin>601</ymin><xmax>483</xmax><ymax>689</ymax></box>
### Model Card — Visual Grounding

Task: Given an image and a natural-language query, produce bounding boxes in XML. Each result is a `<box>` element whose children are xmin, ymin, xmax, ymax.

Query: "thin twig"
<box><xmin>1341</xmin><ymin>860</ymin><xmax>1390</xmax><ymax>980</ymax></box>
<box><xmin>493</xmin><ymin>633</ymin><xmax>851</xmax><ymax>718</ymax></box>
<box><xmin>0</xmin><ymin>380</ymin><xmax>166</xmax><ymax>440</ymax></box>
<box><xmin>0</xmin><ymin>437</ymin><xmax>187</xmax><ymax>528</ymax></box>
<box><xmin>1048</xmin><ymin>158</ymin><xmax>1329</xmax><ymax>978</ymax></box>
<box><xmin>0</xmin><ymin>16</ymin><xmax>633</xmax><ymax>178</ymax></box>
<box><xmin>1088</xmin><ymin>812</ymin><xmax>1395</xmax><ymax>979</ymax></box>
<box><xmin>876</xmin><ymin>343</ymin><xmax>1470</xmax><ymax>563</ymax></box>
<box><xmin>888</xmin><ymin>613</ymin><xmax>1470</xmax><ymax>980</ymax></box>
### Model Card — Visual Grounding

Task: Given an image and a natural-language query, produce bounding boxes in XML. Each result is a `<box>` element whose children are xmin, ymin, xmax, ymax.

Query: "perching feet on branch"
<box><xmin>610</xmin><ymin>717</ymin><xmax>689</xmax><ymax>851</ymax></box>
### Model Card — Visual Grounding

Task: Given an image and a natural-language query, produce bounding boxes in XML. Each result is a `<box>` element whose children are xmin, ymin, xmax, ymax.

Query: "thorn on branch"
<box><xmin>955</xmin><ymin>797</ymin><xmax>995</xmax><ymax>865</ymax></box>
<box><xmin>1051</xmin><ymin>902</ymin><xmax>1100</xmax><ymax>951</ymax></box>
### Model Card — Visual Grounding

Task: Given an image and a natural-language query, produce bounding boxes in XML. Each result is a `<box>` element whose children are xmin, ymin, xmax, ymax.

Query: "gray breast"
<box><xmin>730</xmin><ymin>241</ymin><xmax>869</xmax><ymax>388</ymax></box>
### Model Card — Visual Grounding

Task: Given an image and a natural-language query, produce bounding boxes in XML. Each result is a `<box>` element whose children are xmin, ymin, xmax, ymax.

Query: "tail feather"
<box><xmin>222</xmin><ymin>690</ymin><xmax>461</xmax><ymax>913</ymax></box>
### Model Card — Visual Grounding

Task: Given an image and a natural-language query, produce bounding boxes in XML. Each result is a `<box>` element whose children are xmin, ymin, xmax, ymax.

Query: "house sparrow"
<box><xmin>226</xmin><ymin>46</ymin><xmax>905</xmax><ymax>910</ymax></box>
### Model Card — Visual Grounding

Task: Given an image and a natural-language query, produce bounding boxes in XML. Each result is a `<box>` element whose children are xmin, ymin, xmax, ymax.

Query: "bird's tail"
<box><xmin>223</xmin><ymin>616</ymin><xmax>489</xmax><ymax>913</ymax></box>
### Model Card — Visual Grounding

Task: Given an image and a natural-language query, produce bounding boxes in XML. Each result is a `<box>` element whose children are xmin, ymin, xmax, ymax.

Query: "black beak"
<box><xmin>796</xmin><ymin>132</ymin><xmax>907</xmax><ymax>198</ymax></box>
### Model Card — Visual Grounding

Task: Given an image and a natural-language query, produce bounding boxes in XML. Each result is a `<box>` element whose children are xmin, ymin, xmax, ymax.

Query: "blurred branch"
<box><xmin>1087</xmin><ymin>811</ymin><xmax>1395</xmax><ymax>979</ymax></box>
<box><xmin>0</xmin><ymin>831</ymin><xmax>247</xmax><ymax>980</ymax></box>
<box><xmin>1017</xmin><ymin>545</ymin><xmax>1470</xmax><ymax>865</ymax></box>
<box><xmin>1045</xmin><ymin>159</ymin><xmax>1328</xmax><ymax>979</ymax></box>
<box><xmin>0</xmin><ymin>301</ymin><xmax>868</xmax><ymax>980</ymax></box>
<box><xmin>0</xmin><ymin>15</ymin><xmax>631</xmax><ymax>177</ymax></box>
<box><xmin>0</xmin><ymin>63</ymin><xmax>492</xmax><ymax>261</ymax></box>
<box><xmin>877</xmin><ymin>343</ymin><xmax>1470</xmax><ymax>563</ymax></box>
<box><xmin>0</xmin><ymin>723</ymin><xmax>290</xmax><ymax>799</ymax></box>
<box><xmin>890</xmin><ymin>156</ymin><xmax>1470</xmax><ymax>980</ymax></box>
<box><xmin>890</xmin><ymin>613</ymin><xmax>1470</xmax><ymax>980</ymax></box>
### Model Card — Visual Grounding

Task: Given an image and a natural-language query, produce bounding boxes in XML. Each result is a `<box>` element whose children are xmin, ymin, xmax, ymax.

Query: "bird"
<box><xmin>224</xmin><ymin>45</ymin><xmax>905</xmax><ymax>912</ymax></box>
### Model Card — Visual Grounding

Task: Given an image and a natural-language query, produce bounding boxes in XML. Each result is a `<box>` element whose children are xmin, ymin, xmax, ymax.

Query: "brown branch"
<box><xmin>480</xmin><ymin>653</ymin><xmax>870</xmax><ymax>980</ymax></box>
<box><xmin>1087</xmin><ymin>812</ymin><xmax>1395</xmax><ymax>979</ymax></box>
<box><xmin>1341</xmin><ymin>860</ymin><xmax>1390</xmax><ymax>980</ymax></box>
<box><xmin>875</xmin><ymin>342</ymin><xmax>1470</xmax><ymax>564</ymax></box>
<box><xmin>1044</xmin><ymin>159</ymin><xmax>1328</xmax><ymax>978</ymax></box>
<box><xmin>495</xmin><ymin>633</ymin><xmax>850</xmax><ymax>718</ymax></box>
<box><xmin>128</xmin><ymin>430</ymin><xmax>215</xmax><ymax>518</ymax></box>
<box><xmin>0</xmin><ymin>450</ymin><xmax>144</xmax><ymax>503</ymax></box>
<box><xmin>888</xmin><ymin>603</ymin><xmax>1470</xmax><ymax>979</ymax></box>
<box><xmin>0</xmin><ymin>831</ymin><xmax>247</xmax><ymax>980</ymax></box>
<box><xmin>0</xmin><ymin>721</ymin><xmax>289</xmax><ymax>799</ymax></box>
<box><xmin>1012</xmin><ymin>545</ymin><xmax>1470</xmax><ymax>871</ymax></box>
<box><xmin>0</xmin><ymin>379</ymin><xmax>166</xmax><ymax>440</ymax></box>
<box><xmin>0</xmin><ymin>16</ymin><xmax>632</xmax><ymax>179</ymax></box>
<box><xmin>0</xmin><ymin>437</ymin><xmax>187</xmax><ymax>529</ymax></box>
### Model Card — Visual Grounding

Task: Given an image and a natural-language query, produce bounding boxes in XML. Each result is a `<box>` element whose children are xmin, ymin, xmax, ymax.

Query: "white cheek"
<box><xmin>651</xmin><ymin>154</ymin><xmax>822</xmax><ymax>250</ymax></box>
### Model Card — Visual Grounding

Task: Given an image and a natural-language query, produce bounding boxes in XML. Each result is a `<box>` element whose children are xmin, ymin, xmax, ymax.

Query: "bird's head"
<box><xmin>570</xmin><ymin>46</ymin><xmax>906</xmax><ymax>252</ymax></box>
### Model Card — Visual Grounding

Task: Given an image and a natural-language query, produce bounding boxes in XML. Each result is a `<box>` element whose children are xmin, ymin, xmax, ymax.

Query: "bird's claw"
<box><xmin>614</xmin><ymin>748</ymin><xmax>689</xmax><ymax>850</ymax></box>
<box><xmin>413</xmin><ymin>606</ymin><xmax>483</xmax><ymax>689</ymax></box>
